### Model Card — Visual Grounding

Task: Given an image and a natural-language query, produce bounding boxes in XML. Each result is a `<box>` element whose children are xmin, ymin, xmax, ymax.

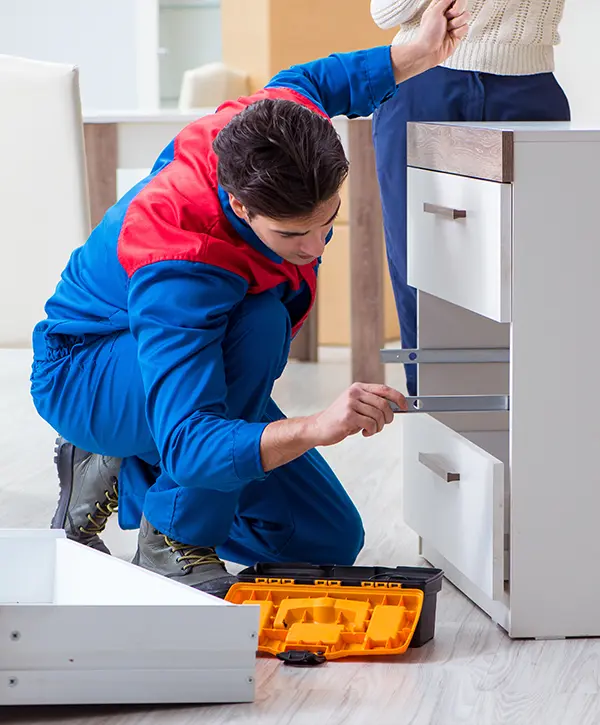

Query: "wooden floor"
<box><xmin>3</xmin><ymin>347</ymin><xmax>600</xmax><ymax>725</ymax></box>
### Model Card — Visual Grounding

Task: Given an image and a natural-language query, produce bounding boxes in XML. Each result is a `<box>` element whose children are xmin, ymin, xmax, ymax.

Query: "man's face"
<box><xmin>229</xmin><ymin>193</ymin><xmax>341</xmax><ymax>266</ymax></box>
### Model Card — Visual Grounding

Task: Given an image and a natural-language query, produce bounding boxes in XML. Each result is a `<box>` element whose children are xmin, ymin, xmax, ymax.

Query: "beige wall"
<box><xmin>222</xmin><ymin>0</ymin><xmax>396</xmax><ymax>92</ymax></box>
<box><xmin>317</xmin><ymin>222</ymin><xmax>399</xmax><ymax>346</ymax></box>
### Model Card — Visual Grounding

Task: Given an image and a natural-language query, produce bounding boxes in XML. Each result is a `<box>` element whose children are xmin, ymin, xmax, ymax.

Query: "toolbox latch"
<box><xmin>276</xmin><ymin>650</ymin><xmax>327</xmax><ymax>667</ymax></box>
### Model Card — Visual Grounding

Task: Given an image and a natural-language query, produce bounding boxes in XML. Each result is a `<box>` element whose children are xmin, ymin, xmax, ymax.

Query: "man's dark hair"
<box><xmin>213</xmin><ymin>99</ymin><xmax>349</xmax><ymax>220</ymax></box>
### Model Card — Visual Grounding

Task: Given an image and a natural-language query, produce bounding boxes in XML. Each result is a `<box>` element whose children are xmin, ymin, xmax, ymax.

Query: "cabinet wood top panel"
<box><xmin>407</xmin><ymin>123</ymin><xmax>514</xmax><ymax>183</ymax></box>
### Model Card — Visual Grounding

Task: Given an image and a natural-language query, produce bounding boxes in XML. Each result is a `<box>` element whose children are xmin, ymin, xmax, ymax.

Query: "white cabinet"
<box><xmin>400</xmin><ymin>122</ymin><xmax>600</xmax><ymax>639</ymax></box>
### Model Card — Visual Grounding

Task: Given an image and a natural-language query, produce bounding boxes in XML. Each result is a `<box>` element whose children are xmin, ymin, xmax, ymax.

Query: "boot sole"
<box><xmin>194</xmin><ymin>575</ymin><xmax>238</xmax><ymax>600</ymax></box>
<box><xmin>50</xmin><ymin>437</ymin><xmax>74</xmax><ymax>530</ymax></box>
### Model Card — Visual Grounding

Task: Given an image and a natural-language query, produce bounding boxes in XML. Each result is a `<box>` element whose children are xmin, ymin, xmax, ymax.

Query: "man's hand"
<box><xmin>259</xmin><ymin>384</ymin><xmax>407</xmax><ymax>473</ymax></box>
<box><xmin>417</xmin><ymin>0</ymin><xmax>470</xmax><ymax>66</ymax></box>
<box><xmin>390</xmin><ymin>0</ymin><xmax>470</xmax><ymax>84</ymax></box>
<box><xmin>308</xmin><ymin>383</ymin><xmax>408</xmax><ymax>446</ymax></box>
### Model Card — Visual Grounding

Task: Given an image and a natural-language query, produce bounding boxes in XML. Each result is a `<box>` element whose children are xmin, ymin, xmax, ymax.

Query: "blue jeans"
<box><xmin>31</xmin><ymin>292</ymin><xmax>364</xmax><ymax>566</ymax></box>
<box><xmin>372</xmin><ymin>67</ymin><xmax>571</xmax><ymax>395</ymax></box>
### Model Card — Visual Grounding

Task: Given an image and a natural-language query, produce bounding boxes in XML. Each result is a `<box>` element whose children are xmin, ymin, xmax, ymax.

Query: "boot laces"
<box><xmin>163</xmin><ymin>536</ymin><xmax>223</xmax><ymax>572</ymax></box>
<box><xmin>79</xmin><ymin>478</ymin><xmax>119</xmax><ymax>537</ymax></box>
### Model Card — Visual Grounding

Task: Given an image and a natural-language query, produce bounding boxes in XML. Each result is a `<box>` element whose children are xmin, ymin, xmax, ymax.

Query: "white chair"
<box><xmin>0</xmin><ymin>54</ymin><xmax>90</xmax><ymax>347</ymax></box>
<box><xmin>179</xmin><ymin>61</ymin><xmax>250</xmax><ymax>110</ymax></box>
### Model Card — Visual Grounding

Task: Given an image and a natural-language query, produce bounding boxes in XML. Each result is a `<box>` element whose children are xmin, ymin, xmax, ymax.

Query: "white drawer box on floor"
<box><xmin>400</xmin><ymin>122</ymin><xmax>600</xmax><ymax>640</ymax></box>
<box><xmin>0</xmin><ymin>530</ymin><xmax>258</xmax><ymax>706</ymax></box>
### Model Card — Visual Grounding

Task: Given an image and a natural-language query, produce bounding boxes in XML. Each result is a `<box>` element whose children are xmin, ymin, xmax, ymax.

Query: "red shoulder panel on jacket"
<box><xmin>117</xmin><ymin>85</ymin><xmax>330</xmax><ymax>278</ymax></box>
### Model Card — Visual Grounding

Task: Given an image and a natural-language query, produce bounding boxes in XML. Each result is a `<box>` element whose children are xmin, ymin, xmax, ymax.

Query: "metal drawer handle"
<box><xmin>418</xmin><ymin>452</ymin><xmax>460</xmax><ymax>483</ymax></box>
<box><xmin>423</xmin><ymin>202</ymin><xmax>467</xmax><ymax>220</ymax></box>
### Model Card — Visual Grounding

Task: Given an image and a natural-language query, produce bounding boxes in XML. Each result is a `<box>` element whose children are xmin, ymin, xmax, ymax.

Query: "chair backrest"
<box><xmin>0</xmin><ymin>54</ymin><xmax>90</xmax><ymax>347</ymax></box>
<box><xmin>178</xmin><ymin>62</ymin><xmax>249</xmax><ymax>110</ymax></box>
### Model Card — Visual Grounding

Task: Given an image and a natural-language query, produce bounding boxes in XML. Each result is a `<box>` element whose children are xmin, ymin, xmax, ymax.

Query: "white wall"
<box><xmin>159</xmin><ymin>0</ymin><xmax>222</xmax><ymax>106</ymax></box>
<box><xmin>0</xmin><ymin>0</ymin><xmax>591</xmax><ymax>117</ymax></box>
<box><xmin>0</xmin><ymin>0</ymin><xmax>159</xmax><ymax>111</ymax></box>
<box><xmin>555</xmin><ymin>1</ymin><xmax>600</xmax><ymax>122</ymax></box>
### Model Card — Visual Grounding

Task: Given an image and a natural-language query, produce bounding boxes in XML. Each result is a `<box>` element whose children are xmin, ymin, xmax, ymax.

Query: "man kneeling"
<box><xmin>30</xmin><ymin>0</ymin><xmax>469</xmax><ymax>596</ymax></box>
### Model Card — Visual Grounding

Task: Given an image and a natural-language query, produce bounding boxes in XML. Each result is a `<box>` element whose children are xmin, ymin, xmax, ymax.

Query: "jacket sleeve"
<box><xmin>265</xmin><ymin>46</ymin><xmax>397</xmax><ymax>118</ymax></box>
<box><xmin>370</xmin><ymin>0</ymin><xmax>425</xmax><ymax>28</ymax></box>
<box><xmin>127</xmin><ymin>257</ymin><xmax>269</xmax><ymax>493</ymax></box>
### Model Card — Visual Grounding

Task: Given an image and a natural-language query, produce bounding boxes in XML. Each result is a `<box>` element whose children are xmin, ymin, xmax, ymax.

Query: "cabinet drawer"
<box><xmin>402</xmin><ymin>414</ymin><xmax>505</xmax><ymax>600</ymax></box>
<box><xmin>407</xmin><ymin>168</ymin><xmax>512</xmax><ymax>322</ymax></box>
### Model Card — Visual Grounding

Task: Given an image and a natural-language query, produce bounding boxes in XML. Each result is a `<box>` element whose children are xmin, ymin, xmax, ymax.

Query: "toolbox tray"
<box><xmin>237</xmin><ymin>563</ymin><xmax>443</xmax><ymax>648</ymax></box>
<box><xmin>226</xmin><ymin>582</ymin><xmax>424</xmax><ymax>660</ymax></box>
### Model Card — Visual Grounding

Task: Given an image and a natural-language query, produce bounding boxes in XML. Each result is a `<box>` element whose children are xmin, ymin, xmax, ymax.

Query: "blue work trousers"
<box><xmin>31</xmin><ymin>292</ymin><xmax>364</xmax><ymax>566</ymax></box>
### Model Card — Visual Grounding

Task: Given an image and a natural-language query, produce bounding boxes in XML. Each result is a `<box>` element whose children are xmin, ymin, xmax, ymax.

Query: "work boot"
<box><xmin>132</xmin><ymin>515</ymin><xmax>238</xmax><ymax>599</ymax></box>
<box><xmin>51</xmin><ymin>436</ymin><xmax>121</xmax><ymax>555</ymax></box>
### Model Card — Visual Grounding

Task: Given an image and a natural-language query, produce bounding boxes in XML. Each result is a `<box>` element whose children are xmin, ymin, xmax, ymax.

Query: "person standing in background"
<box><xmin>371</xmin><ymin>0</ymin><xmax>569</xmax><ymax>396</ymax></box>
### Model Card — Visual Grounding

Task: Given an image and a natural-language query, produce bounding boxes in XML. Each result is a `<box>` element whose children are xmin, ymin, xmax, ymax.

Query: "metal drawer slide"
<box><xmin>391</xmin><ymin>395</ymin><xmax>509</xmax><ymax>414</ymax></box>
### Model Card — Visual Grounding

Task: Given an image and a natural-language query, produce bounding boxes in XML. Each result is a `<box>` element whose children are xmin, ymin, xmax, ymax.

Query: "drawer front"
<box><xmin>407</xmin><ymin>168</ymin><xmax>512</xmax><ymax>322</ymax></box>
<box><xmin>402</xmin><ymin>414</ymin><xmax>505</xmax><ymax>600</ymax></box>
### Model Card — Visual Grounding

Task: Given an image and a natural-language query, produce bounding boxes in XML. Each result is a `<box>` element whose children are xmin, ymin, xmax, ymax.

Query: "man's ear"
<box><xmin>229</xmin><ymin>194</ymin><xmax>249</xmax><ymax>222</ymax></box>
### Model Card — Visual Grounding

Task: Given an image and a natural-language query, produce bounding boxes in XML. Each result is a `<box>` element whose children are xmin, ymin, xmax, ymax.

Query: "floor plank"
<box><xmin>4</xmin><ymin>347</ymin><xmax>600</xmax><ymax>724</ymax></box>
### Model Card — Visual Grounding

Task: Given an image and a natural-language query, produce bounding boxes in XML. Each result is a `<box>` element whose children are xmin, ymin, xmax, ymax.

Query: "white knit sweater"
<box><xmin>371</xmin><ymin>0</ymin><xmax>566</xmax><ymax>75</ymax></box>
